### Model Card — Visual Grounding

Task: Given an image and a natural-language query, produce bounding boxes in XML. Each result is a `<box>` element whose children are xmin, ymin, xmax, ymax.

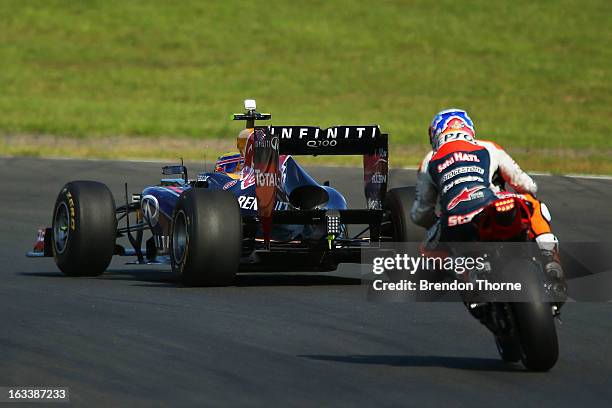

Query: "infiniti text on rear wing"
<box><xmin>269</xmin><ymin>125</ymin><xmax>386</xmax><ymax>156</ymax></box>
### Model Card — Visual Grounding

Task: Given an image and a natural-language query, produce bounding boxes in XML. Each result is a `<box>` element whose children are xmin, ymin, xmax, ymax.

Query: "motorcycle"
<box><xmin>451</xmin><ymin>194</ymin><xmax>560</xmax><ymax>371</ymax></box>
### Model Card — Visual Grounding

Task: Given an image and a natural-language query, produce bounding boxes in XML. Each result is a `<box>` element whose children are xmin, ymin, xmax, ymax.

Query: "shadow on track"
<box><xmin>20</xmin><ymin>270</ymin><xmax>361</xmax><ymax>288</ymax></box>
<box><xmin>20</xmin><ymin>269</ymin><xmax>179</xmax><ymax>285</ymax></box>
<box><xmin>236</xmin><ymin>274</ymin><xmax>361</xmax><ymax>287</ymax></box>
<box><xmin>20</xmin><ymin>271</ymin><xmax>64</xmax><ymax>278</ymax></box>
<box><xmin>300</xmin><ymin>354</ymin><xmax>523</xmax><ymax>372</ymax></box>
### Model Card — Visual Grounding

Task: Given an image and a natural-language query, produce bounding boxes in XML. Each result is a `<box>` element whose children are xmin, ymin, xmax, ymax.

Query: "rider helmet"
<box><xmin>428</xmin><ymin>108</ymin><xmax>475</xmax><ymax>148</ymax></box>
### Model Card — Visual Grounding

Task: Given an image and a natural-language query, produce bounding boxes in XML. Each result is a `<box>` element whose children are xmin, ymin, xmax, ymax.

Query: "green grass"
<box><xmin>0</xmin><ymin>0</ymin><xmax>610</xmax><ymax>172</ymax></box>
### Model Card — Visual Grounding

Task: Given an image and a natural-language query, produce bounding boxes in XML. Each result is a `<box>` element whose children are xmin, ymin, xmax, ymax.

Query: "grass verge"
<box><xmin>1</xmin><ymin>1</ymin><xmax>610</xmax><ymax>173</ymax></box>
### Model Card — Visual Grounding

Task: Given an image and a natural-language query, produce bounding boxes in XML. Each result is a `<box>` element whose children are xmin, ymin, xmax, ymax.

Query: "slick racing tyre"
<box><xmin>170</xmin><ymin>189</ymin><xmax>242</xmax><ymax>286</ymax></box>
<box><xmin>383</xmin><ymin>187</ymin><xmax>423</xmax><ymax>242</ymax></box>
<box><xmin>52</xmin><ymin>181</ymin><xmax>117</xmax><ymax>276</ymax></box>
<box><xmin>508</xmin><ymin>260</ymin><xmax>559</xmax><ymax>371</ymax></box>
<box><xmin>495</xmin><ymin>335</ymin><xmax>522</xmax><ymax>363</ymax></box>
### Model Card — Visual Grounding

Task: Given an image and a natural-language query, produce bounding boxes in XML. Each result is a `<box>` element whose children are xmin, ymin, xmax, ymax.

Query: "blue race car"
<box><xmin>27</xmin><ymin>100</ymin><xmax>415</xmax><ymax>285</ymax></box>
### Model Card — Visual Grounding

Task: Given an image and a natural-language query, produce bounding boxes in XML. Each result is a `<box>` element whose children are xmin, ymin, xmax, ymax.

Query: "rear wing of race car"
<box><xmin>269</xmin><ymin>125</ymin><xmax>387</xmax><ymax>156</ymax></box>
<box><xmin>269</xmin><ymin>125</ymin><xmax>388</xmax><ymax>210</ymax></box>
<box><xmin>252</xmin><ymin>125</ymin><xmax>388</xmax><ymax>242</ymax></box>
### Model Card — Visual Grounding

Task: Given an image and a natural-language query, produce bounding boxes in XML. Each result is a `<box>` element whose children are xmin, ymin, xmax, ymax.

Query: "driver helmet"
<box><xmin>237</xmin><ymin>128</ymin><xmax>253</xmax><ymax>156</ymax></box>
<box><xmin>214</xmin><ymin>152</ymin><xmax>243</xmax><ymax>173</ymax></box>
<box><xmin>428</xmin><ymin>109</ymin><xmax>475</xmax><ymax>148</ymax></box>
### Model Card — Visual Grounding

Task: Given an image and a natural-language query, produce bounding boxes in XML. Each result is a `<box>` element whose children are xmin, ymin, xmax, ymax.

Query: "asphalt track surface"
<box><xmin>1</xmin><ymin>157</ymin><xmax>611</xmax><ymax>406</ymax></box>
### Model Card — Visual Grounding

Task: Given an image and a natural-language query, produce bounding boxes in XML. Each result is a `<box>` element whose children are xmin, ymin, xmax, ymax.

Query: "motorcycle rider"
<box><xmin>411</xmin><ymin>108</ymin><xmax>566</xmax><ymax>302</ymax></box>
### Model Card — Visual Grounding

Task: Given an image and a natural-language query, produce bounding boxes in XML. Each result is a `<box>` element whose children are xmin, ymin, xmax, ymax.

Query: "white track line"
<box><xmin>528</xmin><ymin>171</ymin><xmax>612</xmax><ymax>180</ymax></box>
<box><xmin>393</xmin><ymin>165</ymin><xmax>612</xmax><ymax>180</ymax></box>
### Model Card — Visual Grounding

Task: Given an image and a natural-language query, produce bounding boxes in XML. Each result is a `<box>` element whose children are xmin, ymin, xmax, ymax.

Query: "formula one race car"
<box><xmin>27</xmin><ymin>100</ymin><xmax>417</xmax><ymax>285</ymax></box>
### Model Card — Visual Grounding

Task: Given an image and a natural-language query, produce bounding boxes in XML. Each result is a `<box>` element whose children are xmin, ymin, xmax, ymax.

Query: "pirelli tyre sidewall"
<box><xmin>52</xmin><ymin>181</ymin><xmax>117</xmax><ymax>276</ymax></box>
<box><xmin>384</xmin><ymin>187</ymin><xmax>423</xmax><ymax>242</ymax></box>
<box><xmin>170</xmin><ymin>189</ymin><xmax>242</xmax><ymax>286</ymax></box>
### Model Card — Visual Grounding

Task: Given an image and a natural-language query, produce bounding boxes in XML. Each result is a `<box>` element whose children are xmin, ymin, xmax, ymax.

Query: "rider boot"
<box><xmin>536</xmin><ymin>234</ymin><xmax>567</xmax><ymax>310</ymax></box>
<box><xmin>541</xmin><ymin>249</ymin><xmax>567</xmax><ymax>310</ymax></box>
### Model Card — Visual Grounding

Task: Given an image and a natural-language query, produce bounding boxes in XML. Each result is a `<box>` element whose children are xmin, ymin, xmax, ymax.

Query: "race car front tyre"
<box><xmin>384</xmin><ymin>187</ymin><xmax>422</xmax><ymax>242</ymax></box>
<box><xmin>170</xmin><ymin>189</ymin><xmax>242</xmax><ymax>286</ymax></box>
<box><xmin>52</xmin><ymin>181</ymin><xmax>117</xmax><ymax>276</ymax></box>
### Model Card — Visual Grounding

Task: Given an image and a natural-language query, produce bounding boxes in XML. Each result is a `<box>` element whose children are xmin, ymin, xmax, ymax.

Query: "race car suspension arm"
<box><xmin>116</xmin><ymin>223</ymin><xmax>148</xmax><ymax>234</ymax></box>
<box><xmin>351</xmin><ymin>226</ymin><xmax>370</xmax><ymax>239</ymax></box>
<box><xmin>123</xmin><ymin>183</ymin><xmax>144</xmax><ymax>263</ymax></box>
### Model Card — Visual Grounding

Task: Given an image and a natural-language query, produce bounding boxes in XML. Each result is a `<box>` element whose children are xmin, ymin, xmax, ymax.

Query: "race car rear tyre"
<box><xmin>170</xmin><ymin>189</ymin><xmax>242</xmax><ymax>286</ymax></box>
<box><xmin>384</xmin><ymin>187</ymin><xmax>423</xmax><ymax>242</ymax></box>
<box><xmin>52</xmin><ymin>181</ymin><xmax>117</xmax><ymax>276</ymax></box>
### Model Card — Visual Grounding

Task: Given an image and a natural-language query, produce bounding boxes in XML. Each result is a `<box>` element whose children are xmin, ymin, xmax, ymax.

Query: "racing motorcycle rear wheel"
<box><xmin>52</xmin><ymin>181</ymin><xmax>117</xmax><ymax>276</ymax></box>
<box><xmin>170</xmin><ymin>189</ymin><xmax>242</xmax><ymax>286</ymax></box>
<box><xmin>495</xmin><ymin>335</ymin><xmax>521</xmax><ymax>363</ymax></box>
<box><xmin>511</xmin><ymin>301</ymin><xmax>559</xmax><ymax>371</ymax></box>
<box><xmin>507</xmin><ymin>259</ymin><xmax>559</xmax><ymax>371</ymax></box>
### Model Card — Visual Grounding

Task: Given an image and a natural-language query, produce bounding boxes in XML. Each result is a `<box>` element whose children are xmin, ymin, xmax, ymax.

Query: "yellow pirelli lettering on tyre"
<box><xmin>66</xmin><ymin>191</ymin><xmax>76</xmax><ymax>230</ymax></box>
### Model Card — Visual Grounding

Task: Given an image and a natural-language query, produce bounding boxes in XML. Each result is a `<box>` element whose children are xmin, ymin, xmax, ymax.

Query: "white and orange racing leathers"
<box><xmin>410</xmin><ymin>137</ymin><xmax>558</xmax><ymax>252</ymax></box>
